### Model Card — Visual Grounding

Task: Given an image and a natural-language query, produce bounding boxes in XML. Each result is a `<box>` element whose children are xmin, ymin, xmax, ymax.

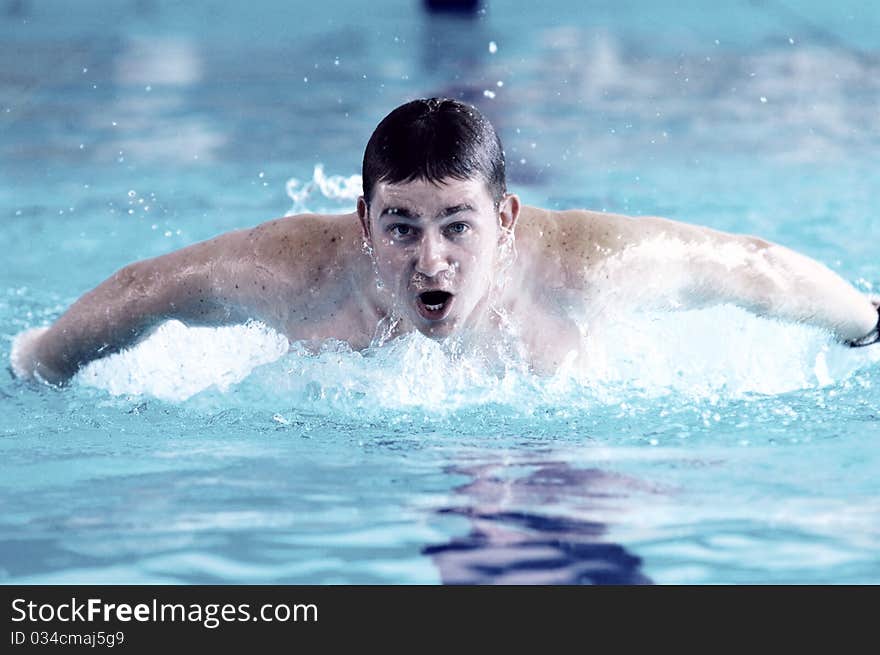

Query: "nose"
<box><xmin>414</xmin><ymin>233</ymin><xmax>450</xmax><ymax>279</ymax></box>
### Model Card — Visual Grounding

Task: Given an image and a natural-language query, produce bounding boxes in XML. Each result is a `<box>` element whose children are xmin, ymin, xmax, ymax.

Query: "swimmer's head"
<box><xmin>359</xmin><ymin>176</ymin><xmax>519</xmax><ymax>338</ymax></box>
<box><xmin>361</xmin><ymin>98</ymin><xmax>507</xmax><ymax>209</ymax></box>
<box><xmin>358</xmin><ymin>99</ymin><xmax>519</xmax><ymax>339</ymax></box>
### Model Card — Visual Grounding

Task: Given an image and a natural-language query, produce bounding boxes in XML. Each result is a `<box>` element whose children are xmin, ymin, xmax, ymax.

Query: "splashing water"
<box><xmin>77</xmin><ymin>321</ymin><xmax>290</xmax><ymax>402</ymax></box>
<box><xmin>71</xmin><ymin>184</ymin><xmax>879</xmax><ymax>409</ymax></box>
<box><xmin>285</xmin><ymin>164</ymin><xmax>362</xmax><ymax>215</ymax></box>
<box><xmin>75</xmin><ymin>304</ymin><xmax>878</xmax><ymax>414</ymax></box>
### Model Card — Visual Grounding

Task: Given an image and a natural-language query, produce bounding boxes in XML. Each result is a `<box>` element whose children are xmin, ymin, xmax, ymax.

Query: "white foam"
<box><xmin>77</xmin><ymin>321</ymin><xmax>289</xmax><ymax>402</ymax></box>
<box><xmin>75</xmin><ymin>307</ymin><xmax>878</xmax><ymax>407</ymax></box>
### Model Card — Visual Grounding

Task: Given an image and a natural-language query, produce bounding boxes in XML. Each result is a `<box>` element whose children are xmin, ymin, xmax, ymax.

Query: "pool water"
<box><xmin>2</xmin><ymin>0</ymin><xmax>879</xmax><ymax>584</ymax></box>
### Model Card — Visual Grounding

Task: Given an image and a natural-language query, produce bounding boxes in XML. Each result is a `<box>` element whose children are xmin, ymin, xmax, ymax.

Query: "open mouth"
<box><xmin>416</xmin><ymin>290</ymin><xmax>454</xmax><ymax>321</ymax></box>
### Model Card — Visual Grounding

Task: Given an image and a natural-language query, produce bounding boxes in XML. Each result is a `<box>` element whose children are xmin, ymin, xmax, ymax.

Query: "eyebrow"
<box><xmin>378</xmin><ymin>203</ymin><xmax>475</xmax><ymax>220</ymax></box>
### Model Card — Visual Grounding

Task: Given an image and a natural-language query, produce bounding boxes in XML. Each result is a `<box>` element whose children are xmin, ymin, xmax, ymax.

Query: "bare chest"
<box><xmin>505</xmin><ymin>292</ymin><xmax>586</xmax><ymax>374</ymax></box>
<box><xmin>279</xmin><ymin>292</ymin><xmax>380</xmax><ymax>349</ymax></box>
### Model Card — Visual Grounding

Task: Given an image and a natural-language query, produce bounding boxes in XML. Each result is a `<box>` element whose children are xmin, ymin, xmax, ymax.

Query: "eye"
<box><xmin>388</xmin><ymin>224</ymin><xmax>415</xmax><ymax>239</ymax></box>
<box><xmin>446</xmin><ymin>222</ymin><xmax>470</xmax><ymax>236</ymax></box>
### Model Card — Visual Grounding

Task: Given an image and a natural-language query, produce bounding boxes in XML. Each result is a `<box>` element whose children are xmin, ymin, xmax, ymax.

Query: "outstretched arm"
<box><xmin>10</xmin><ymin>216</ymin><xmax>307</xmax><ymax>385</ymax></box>
<box><xmin>11</xmin><ymin>236</ymin><xmax>246</xmax><ymax>385</ymax></box>
<box><xmin>574</xmin><ymin>211</ymin><xmax>880</xmax><ymax>345</ymax></box>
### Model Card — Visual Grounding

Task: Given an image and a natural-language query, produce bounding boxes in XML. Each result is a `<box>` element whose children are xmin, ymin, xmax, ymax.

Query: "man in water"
<box><xmin>11</xmin><ymin>98</ymin><xmax>880</xmax><ymax>384</ymax></box>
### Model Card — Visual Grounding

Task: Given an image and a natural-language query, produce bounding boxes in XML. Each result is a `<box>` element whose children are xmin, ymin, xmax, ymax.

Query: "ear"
<box><xmin>357</xmin><ymin>196</ymin><xmax>372</xmax><ymax>242</ymax></box>
<box><xmin>498</xmin><ymin>193</ymin><xmax>520</xmax><ymax>237</ymax></box>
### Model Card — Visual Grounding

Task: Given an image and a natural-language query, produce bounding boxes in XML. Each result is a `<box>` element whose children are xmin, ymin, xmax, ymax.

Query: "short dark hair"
<box><xmin>362</xmin><ymin>98</ymin><xmax>506</xmax><ymax>208</ymax></box>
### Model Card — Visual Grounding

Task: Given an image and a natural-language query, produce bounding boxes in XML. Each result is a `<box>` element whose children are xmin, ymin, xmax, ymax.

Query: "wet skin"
<box><xmin>12</xmin><ymin>176</ymin><xmax>880</xmax><ymax>383</ymax></box>
<box><xmin>358</xmin><ymin>177</ymin><xmax>518</xmax><ymax>338</ymax></box>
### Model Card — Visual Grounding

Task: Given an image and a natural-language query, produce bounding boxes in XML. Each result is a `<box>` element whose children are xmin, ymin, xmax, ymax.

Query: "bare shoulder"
<box><xmin>516</xmin><ymin>205</ymin><xmax>751</xmax><ymax>274</ymax></box>
<box><xmin>519</xmin><ymin>206</ymin><xmax>681</xmax><ymax>250</ymax></box>
<box><xmin>139</xmin><ymin>211</ymin><xmax>360</xmax><ymax>267</ymax></box>
<box><xmin>148</xmin><ymin>211</ymin><xmax>367</xmax><ymax>330</ymax></box>
<box><xmin>515</xmin><ymin>206</ymin><xmax>648</xmax><ymax>286</ymax></box>
<box><xmin>245</xmin><ymin>211</ymin><xmax>365</xmax><ymax>277</ymax></box>
<box><xmin>145</xmin><ymin>211</ymin><xmax>364</xmax><ymax>292</ymax></box>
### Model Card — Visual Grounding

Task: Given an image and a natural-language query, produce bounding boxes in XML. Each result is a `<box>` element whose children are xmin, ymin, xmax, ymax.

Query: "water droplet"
<box><xmin>760</xmin><ymin>96</ymin><xmax>767</xmax><ymax>103</ymax></box>
<box><xmin>128</xmin><ymin>190</ymin><xmax>136</xmax><ymax>198</ymax></box>
<box><xmin>488</xmin><ymin>41</ymin><xmax>497</xmax><ymax>54</ymax></box>
<box><xmin>483</xmin><ymin>89</ymin><xmax>496</xmax><ymax>99</ymax></box>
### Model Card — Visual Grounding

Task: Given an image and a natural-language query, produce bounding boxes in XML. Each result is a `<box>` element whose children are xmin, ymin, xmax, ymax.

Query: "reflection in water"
<box><xmin>114</xmin><ymin>36</ymin><xmax>203</xmax><ymax>86</ymax></box>
<box><xmin>419</xmin><ymin>7</ymin><xmax>547</xmax><ymax>187</ymax></box>
<box><xmin>420</xmin><ymin>7</ymin><xmax>489</xmax><ymax>79</ymax></box>
<box><xmin>424</xmin><ymin>461</ymin><xmax>653</xmax><ymax>584</ymax></box>
<box><xmin>6</xmin><ymin>0</ymin><xmax>26</xmax><ymax>18</ymax></box>
<box><xmin>97</xmin><ymin>35</ymin><xmax>225</xmax><ymax>163</ymax></box>
<box><xmin>423</xmin><ymin>0</ymin><xmax>482</xmax><ymax>15</ymax></box>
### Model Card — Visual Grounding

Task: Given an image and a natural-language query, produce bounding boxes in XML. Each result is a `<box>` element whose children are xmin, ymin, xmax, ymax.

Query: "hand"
<box><xmin>10</xmin><ymin>326</ymin><xmax>50</xmax><ymax>381</ymax></box>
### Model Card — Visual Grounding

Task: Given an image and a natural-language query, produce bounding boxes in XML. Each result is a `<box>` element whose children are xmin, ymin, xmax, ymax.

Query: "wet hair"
<box><xmin>362</xmin><ymin>98</ymin><xmax>506</xmax><ymax>208</ymax></box>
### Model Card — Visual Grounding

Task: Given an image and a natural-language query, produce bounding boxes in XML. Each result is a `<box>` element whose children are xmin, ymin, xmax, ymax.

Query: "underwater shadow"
<box><xmin>423</xmin><ymin>461</ymin><xmax>653</xmax><ymax>584</ymax></box>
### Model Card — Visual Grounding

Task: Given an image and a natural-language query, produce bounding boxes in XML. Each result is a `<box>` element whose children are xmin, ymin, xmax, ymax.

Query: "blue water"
<box><xmin>2</xmin><ymin>0</ymin><xmax>879</xmax><ymax>584</ymax></box>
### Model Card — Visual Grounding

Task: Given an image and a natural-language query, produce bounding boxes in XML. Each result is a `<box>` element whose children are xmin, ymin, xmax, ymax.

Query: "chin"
<box><xmin>415</xmin><ymin>318</ymin><xmax>459</xmax><ymax>340</ymax></box>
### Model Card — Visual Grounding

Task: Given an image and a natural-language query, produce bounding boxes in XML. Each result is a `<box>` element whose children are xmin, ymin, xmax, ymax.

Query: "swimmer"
<box><xmin>10</xmin><ymin>98</ymin><xmax>880</xmax><ymax>384</ymax></box>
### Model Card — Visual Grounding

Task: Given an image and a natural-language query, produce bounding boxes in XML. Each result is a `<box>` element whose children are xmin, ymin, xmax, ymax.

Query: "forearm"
<box><xmin>20</xmin><ymin>264</ymin><xmax>171</xmax><ymax>384</ymax></box>
<box><xmin>16</xmin><ymin>256</ymin><xmax>235</xmax><ymax>384</ymax></box>
<box><xmin>595</xmin><ymin>214</ymin><xmax>878</xmax><ymax>344</ymax></box>
<box><xmin>719</xmin><ymin>241</ymin><xmax>876</xmax><ymax>342</ymax></box>
<box><xmin>678</xmin><ymin>235</ymin><xmax>877</xmax><ymax>343</ymax></box>
<box><xmin>32</xmin><ymin>271</ymin><xmax>162</xmax><ymax>384</ymax></box>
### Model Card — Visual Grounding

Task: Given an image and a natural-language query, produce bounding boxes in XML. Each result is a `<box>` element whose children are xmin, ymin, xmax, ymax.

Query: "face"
<box><xmin>358</xmin><ymin>177</ymin><xmax>519</xmax><ymax>338</ymax></box>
